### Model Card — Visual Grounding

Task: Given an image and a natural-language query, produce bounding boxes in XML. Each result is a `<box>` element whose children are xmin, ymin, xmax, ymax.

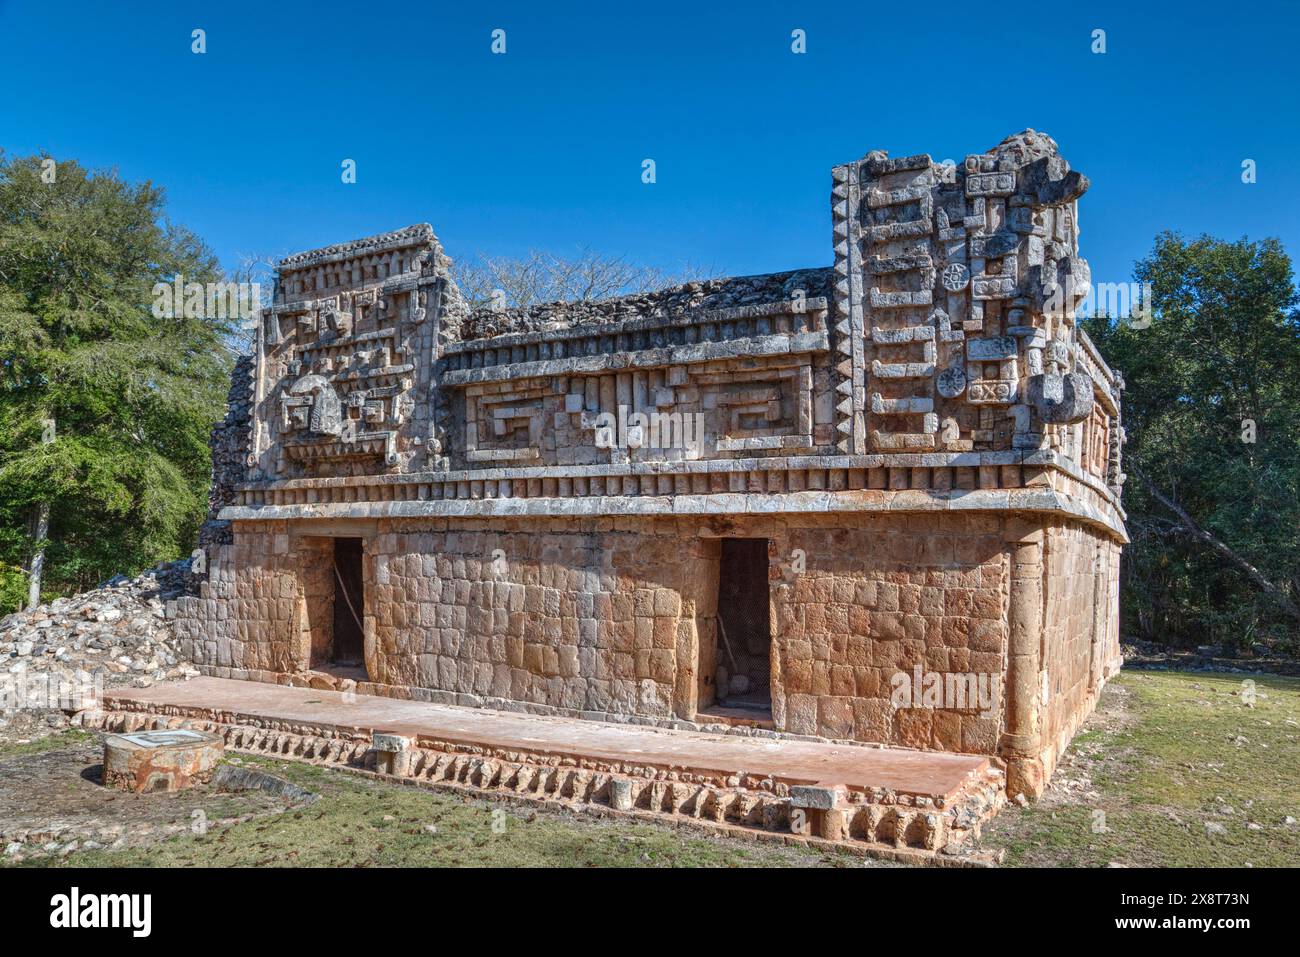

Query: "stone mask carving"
<box><xmin>283</xmin><ymin>374</ymin><xmax>343</xmax><ymax>436</ymax></box>
<box><xmin>1028</xmin><ymin>370</ymin><xmax>1093</xmax><ymax>424</ymax></box>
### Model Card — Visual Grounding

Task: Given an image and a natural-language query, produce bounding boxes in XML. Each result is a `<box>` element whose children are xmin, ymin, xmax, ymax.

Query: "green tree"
<box><xmin>0</xmin><ymin>152</ymin><xmax>237</xmax><ymax>611</ymax></box>
<box><xmin>1084</xmin><ymin>233</ymin><xmax>1300</xmax><ymax>654</ymax></box>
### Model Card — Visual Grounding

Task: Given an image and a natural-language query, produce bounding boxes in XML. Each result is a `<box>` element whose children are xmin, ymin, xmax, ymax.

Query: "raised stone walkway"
<box><xmin>90</xmin><ymin>676</ymin><xmax>1006</xmax><ymax>860</ymax></box>
<box><xmin>105</xmin><ymin>677</ymin><xmax>983</xmax><ymax>793</ymax></box>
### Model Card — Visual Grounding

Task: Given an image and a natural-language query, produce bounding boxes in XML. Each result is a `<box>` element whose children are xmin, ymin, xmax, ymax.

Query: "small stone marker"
<box><xmin>608</xmin><ymin>778</ymin><xmax>634</xmax><ymax>811</ymax></box>
<box><xmin>790</xmin><ymin>784</ymin><xmax>849</xmax><ymax>841</ymax></box>
<box><xmin>789</xmin><ymin>784</ymin><xmax>843</xmax><ymax>810</ymax></box>
<box><xmin>372</xmin><ymin>732</ymin><xmax>412</xmax><ymax>775</ymax></box>
<box><xmin>102</xmin><ymin>728</ymin><xmax>224</xmax><ymax>793</ymax></box>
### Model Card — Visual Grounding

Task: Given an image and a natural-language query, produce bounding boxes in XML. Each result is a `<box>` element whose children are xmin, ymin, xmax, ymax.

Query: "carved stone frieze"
<box><xmin>215</xmin><ymin>132</ymin><xmax>1121</xmax><ymax>523</ymax></box>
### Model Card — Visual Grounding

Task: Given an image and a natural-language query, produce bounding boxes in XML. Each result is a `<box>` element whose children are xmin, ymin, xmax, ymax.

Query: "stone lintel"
<box><xmin>219</xmin><ymin>486</ymin><xmax>1126</xmax><ymax>542</ymax></box>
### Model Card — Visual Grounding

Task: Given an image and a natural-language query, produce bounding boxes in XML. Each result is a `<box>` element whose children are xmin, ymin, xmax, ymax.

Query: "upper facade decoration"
<box><xmin>251</xmin><ymin>224</ymin><xmax>463</xmax><ymax>479</ymax></box>
<box><xmin>227</xmin><ymin>131</ymin><xmax>1124</xmax><ymax>537</ymax></box>
<box><xmin>831</xmin><ymin>130</ymin><xmax>1116</xmax><ymax>484</ymax></box>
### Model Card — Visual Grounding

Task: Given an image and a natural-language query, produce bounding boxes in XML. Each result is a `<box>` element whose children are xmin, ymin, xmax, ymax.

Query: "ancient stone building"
<box><xmin>175</xmin><ymin>130</ymin><xmax>1126</xmax><ymax>801</ymax></box>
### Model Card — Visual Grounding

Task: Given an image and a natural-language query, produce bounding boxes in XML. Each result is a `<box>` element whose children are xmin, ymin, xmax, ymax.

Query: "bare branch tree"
<box><xmin>451</xmin><ymin>247</ymin><xmax>716</xmax><ymax>311</ymax></box>
<box><xmin>1131</xmin><ymin>464</ymin><xmax>1300</xmax><ymax>624</ymax></box>
<box><xmin>228</xmin><ymin>251</ymin><xmax>282</xmax><ymax>353</ymax></box>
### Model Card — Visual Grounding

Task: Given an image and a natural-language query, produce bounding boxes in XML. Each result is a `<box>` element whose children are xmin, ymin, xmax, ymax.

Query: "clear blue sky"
<box><xmin>3</xmin><ymin>0</ymin><xmax>1298</xmax><ymax>288</ymax></box>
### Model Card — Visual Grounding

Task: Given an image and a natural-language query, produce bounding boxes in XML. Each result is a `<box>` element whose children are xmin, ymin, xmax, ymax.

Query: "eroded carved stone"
<box><xmin>1028</xmin><ymin>371</ymin><xmax>1094</xmax><ymax>424</ymax></box>
<box><xmin>283</xmin><ymin>374</ymin><xmax>342</xmax><ymax>436</ymax></box>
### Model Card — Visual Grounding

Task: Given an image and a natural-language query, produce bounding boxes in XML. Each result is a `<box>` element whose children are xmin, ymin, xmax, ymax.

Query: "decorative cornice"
<box><xmin>278</xmin><ymin>223</ymin><xmax>435</xmax><ymax>272</ymax></box>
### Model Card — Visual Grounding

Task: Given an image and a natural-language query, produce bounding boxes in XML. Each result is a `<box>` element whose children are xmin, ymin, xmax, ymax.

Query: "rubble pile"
<box><xmin>1</xmin><ymin>561</ymin><xmax>199</xmax><ymax>729</ymax></box>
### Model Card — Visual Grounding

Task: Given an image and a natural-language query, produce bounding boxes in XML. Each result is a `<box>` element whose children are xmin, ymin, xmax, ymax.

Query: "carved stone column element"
<box><xmin>1001</xmin><ymin>519</ymin><xmax>1046</xmax><ymax>799</ymax></box>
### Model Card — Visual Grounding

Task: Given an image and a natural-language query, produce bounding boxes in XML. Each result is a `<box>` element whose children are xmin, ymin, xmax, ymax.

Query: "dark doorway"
<box><xmin>714</xmin><ymin>538</ymin><xmax>772</xmax><ymax>716</ymax></box>
<box><xmin>331</xmin><ymin>537</ymin><xmax>365</xmax><ymax>668</ymax></box>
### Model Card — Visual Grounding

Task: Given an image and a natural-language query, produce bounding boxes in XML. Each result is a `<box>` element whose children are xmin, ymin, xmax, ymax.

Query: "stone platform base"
<box><xmin>81</xmin><ymin>677</ymin><xmax>1006</xmax><ymax>863</ymax></box>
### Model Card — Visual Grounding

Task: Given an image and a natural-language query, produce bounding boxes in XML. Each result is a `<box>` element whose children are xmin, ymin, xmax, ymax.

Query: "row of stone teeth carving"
<box><xmin>232</xmin><ymin>461</ymin><xmax>1041</xmax><ymax>509</ymax></box>
<box><xmin>85</xmin><ymin>710</ymin><xmax>995</xmax><ymax>852</ymax></box>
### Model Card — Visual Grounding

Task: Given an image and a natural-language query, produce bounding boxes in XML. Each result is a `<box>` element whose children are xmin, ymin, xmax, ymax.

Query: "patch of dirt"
<box><xmin>0</xmin><ymin>738</ymin><xmax>308</xmax><ymax>864</ymax></box>
<box><xmin>1122</xmin><ymin>640</ymin><xmax>1300</xmax><ymax>677</ymax></box>
<box><xmin>0</xmin><ymin>707</ymin><xmax>76</xmax><ymax>748</ymax></box>
<box><xmin>1030</xmin><ymin>680</ymin><xmax>1139</xmax><ymax>813</ymax></box>
<box><xmin>975</xmin><ymin>679</ymin><xmax>1142</xmax><ymax>864</ymax></box>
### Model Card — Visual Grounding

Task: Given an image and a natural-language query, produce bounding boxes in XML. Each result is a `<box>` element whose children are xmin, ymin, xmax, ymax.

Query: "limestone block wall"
<box><xmin>1039</xmin><ymin>520</ymin><xmax>1122</xmax><ymax>775</ymax></box>
<box><xmin>177</xmin><ymin>514</ymin><xmax>1019</xmax><ymax>753</ymax></box>
<box><xmin>359</xmin><ymin>513</ymin><xmax>1012</xmax><ymax>755</ymax></box>
<box><xmin>366</xmin><ymin>518</ymin><xmax>714</xmax><ymax>719</ymax></box>
<box><xmin>172</xmin><ymin>508</ymin><xmax>1121</xmax><ymax>792</ymax></box>
<box><xmin>765</xmin><ymin>514</ymin><xmax>1007</xmax><ymax>753</ymax></box>
<box><xmin>196</xmin><ymin>352</ymin><xmax>255</xmax><ymax>553</ymax></box>
<box><xmin>173</xmin><ymin>524</ymin><xmax>330</xmax><ymax>676</ymax></box>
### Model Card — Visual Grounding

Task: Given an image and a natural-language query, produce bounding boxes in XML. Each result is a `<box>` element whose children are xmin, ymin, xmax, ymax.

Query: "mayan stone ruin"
<box><xmin>161</xmin><ymin>130</ymin><xmax>1125</xmax><ymax>845</ymax></box>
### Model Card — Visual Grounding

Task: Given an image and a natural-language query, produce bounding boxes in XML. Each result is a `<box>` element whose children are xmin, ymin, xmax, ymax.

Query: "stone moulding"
<box><xmin>219</xmin><ymin>486</ymin><xmax>1124</xmax><ymax>542</ymax></box>
<box><xmin>78</xmin><ymin>705</ymin><xmax>1007</xmax><ymax>863</ymax></box>
<box><xmin>226</xmin><ymin>449</ymin><xmax>1120</xmax><ymax>499</ymax></box>
<box><xmin>219</xmin><ymin>450</ymin><xmax>1126</xmax><ymax>542</ymax></box>
<box><xmin>440</xmin><ymin>330</ymin><xmax>830</xmax><ymax>387</ymax></box>
<box><xmin>277</xmin><ymin>222</ymin><xmax>437</xmax><ymax>272</ymax></box>
<box><xmin>443</xmin><ymin>297</ymin><xmax>831</xmax><ymax>366</ymax></box>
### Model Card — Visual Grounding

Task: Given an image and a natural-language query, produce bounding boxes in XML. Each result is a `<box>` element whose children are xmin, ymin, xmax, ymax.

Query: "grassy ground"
<box><xmin>12</xmin><ymin>752</ymin><xmax>869</xmax><ymax>868</ymax></box>
<box><xmin>3</xmin><ymin>669</ymin><xmax>1296</xmax><ymax>867</ymax></box>
<box><xmin>983</xmin><ymin>670</ymin><xmax>1300</xmax><ymax>867</ymax></box>
<box><xmin>0</xmin><ymin>727</ymin><xmax>95</xmax><ymax>758</ymax></box>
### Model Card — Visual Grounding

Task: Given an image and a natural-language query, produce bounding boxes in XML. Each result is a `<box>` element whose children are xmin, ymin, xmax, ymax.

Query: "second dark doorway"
<box><xmin>331</xmin><ymin>537</ymin><xmax>365</xmax><ymax>668</ymax></box>
<box><xmin>715</xmin><ymin>538</ymin><xmax>772</xmax><ymax>714</ymax></box>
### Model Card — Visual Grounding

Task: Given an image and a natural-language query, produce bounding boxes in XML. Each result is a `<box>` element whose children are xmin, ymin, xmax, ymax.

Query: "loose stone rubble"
<box><xmin>0</xmin><ymin>561</ymin><xmax>200</xmax><ymax>738</ymax></box>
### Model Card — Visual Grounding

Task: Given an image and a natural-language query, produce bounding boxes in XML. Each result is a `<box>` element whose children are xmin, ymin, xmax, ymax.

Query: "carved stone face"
<box><xmin>1028</xmin><ymin>371</ymin><xmax>1094</xmax><ymax>425</ymax></box>
<box><xmin>321</xmin><ymin>305</ymin><xmax>352</xmax><ymax>338</ymax></box>
<box><xmin>283</xmin><ymin>374</ymin><xmax>343</xmax><ymax>437</ymax></box>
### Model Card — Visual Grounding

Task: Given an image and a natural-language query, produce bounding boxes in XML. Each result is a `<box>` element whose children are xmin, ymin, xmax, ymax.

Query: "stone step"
<box><xmin>78</xmin><ymin>676</ymin><xmax>1008</xmax><ymax>863</ymax></box>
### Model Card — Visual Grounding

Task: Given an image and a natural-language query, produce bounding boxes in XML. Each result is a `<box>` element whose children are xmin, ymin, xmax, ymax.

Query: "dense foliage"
<box><xmin>0</xmin><ymin>153</ymin><xmax>237</xmax><ymax>611</ymax></box>
<box><xmin>1084</xmin><ymin>233</ymin><xmax>1300</xmax><ymax>654</ymax></box>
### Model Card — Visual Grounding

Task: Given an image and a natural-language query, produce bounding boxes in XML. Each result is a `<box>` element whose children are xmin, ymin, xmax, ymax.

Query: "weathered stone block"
<box><xmin>102</xmin><ymin>729</ymin><xmax>224</xmax><ymax>793</ymax></box>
